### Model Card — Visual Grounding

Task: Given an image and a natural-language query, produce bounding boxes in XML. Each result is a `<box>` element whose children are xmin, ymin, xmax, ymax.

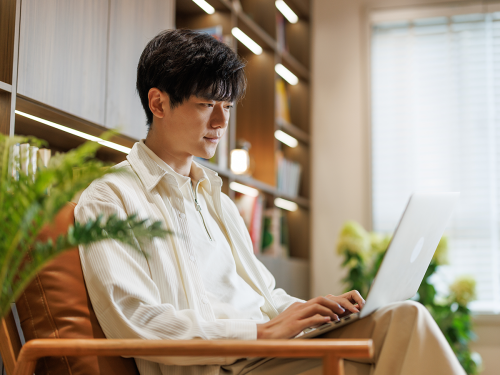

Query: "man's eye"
<box><xmin>225</xmin><ymin>105</ymin><xmax>233</xmax><ymax>109</ymax></box>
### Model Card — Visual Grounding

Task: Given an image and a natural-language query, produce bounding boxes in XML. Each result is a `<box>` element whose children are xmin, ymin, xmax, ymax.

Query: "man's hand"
<box><xmin>256</xmin><ymin>290</ymin><xmax>365</xmax><ymax>339</ymax></box>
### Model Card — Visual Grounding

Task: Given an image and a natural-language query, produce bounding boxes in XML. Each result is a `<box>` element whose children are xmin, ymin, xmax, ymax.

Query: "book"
<box><xmin>234</xmin><ymin>192</ymin><xmax>265</xmax><ymax>254</ymax></box>
<box><xmin>276</xmin><ymin>150</ymin><xmax>302</xmax><ymax>197</ymax></box>
<box><xmin>275</xmin><ymin>78</ymin><xmax>291</xmax><ymax>124</ymax></box>
<box><xmin>276</xmin><ymin>12</ymin><xmax>288</xmax><ymax>53</ymax></box>
<box><xmin>261</xmin><ymin>207</ymin><xmax>289</xmax><ymax>258</ymax></box>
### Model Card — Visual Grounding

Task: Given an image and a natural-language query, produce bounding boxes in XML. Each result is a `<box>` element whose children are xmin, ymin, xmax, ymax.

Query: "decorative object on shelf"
<box><xmin>336</xmin><ymin>220</ymin><xmax>482</xmax><ymax>375</ymax></box>
<box><xmin>0</xmin><ymin>133</ymin><xmax>171</xmax><ymax>319</ymax></box>
<box><xmin>230</xmin><ymin>139</ymin><xmax>253</xmax><ymax>175</ymax></box>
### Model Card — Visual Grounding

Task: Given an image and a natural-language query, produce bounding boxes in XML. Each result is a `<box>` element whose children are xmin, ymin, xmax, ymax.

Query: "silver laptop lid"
<box><xmin>360</xmin><ymin>192</ymin><xmax>460</xmax><ymax>318</ymax></box>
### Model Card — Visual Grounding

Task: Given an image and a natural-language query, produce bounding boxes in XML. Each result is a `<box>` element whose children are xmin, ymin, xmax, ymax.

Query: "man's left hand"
<box><xmin>324</xmin><ymin>290</ymin><xmax>365</xmax><ymax>317</ymax></box>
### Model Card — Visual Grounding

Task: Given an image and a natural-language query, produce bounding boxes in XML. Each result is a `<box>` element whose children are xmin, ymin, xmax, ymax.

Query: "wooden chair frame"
<box><xmin>1</xmin><ymin>315</ymin><xmax>373</xmax><ymax>375</ymax></box>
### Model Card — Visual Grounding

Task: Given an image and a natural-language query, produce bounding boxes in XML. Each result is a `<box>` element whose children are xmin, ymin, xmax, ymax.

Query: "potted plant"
<box><xmin>336</xmin><ymin>220</ymin><xmax>482</xmax><ymax>375</ymax></box>
<box><xmin>0</xmin><ymin>133</ymin><xmax>170</xmax><ymax>319</ymax></box>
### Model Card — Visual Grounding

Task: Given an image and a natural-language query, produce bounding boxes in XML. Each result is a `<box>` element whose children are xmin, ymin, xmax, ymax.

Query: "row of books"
<box><xmin>9</xmin><ymin>143</ymin><xmax>52</xmax><ymax>180</ymax></box>
<box><xmin>276</xmin><ymin>151</ymin><xmax>302</xmax><ymax>198</ymax></box>
<box><xmin>235</xmin><ymin>193</ymin><xmax>290</xmax><ymax>258</ymax></box>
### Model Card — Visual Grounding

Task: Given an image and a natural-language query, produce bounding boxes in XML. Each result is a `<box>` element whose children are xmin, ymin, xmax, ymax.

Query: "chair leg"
<box><xmin>323</xmin><ymin>355</ymin><xmax>344</xmax><ymax>375</ymax></box>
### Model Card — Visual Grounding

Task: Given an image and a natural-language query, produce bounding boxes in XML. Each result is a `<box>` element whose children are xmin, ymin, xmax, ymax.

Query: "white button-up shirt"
<box><xmin>138</xmin><ymin>141</ymin><xmax>270</xmax><ymax>324</ymax></box>
<box><xmin>76</xmin><ymin>142</ymin><xmax>303</xmax><ymax>375</ymax></box>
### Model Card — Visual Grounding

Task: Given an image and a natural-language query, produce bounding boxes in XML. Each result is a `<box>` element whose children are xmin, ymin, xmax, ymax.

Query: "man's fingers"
<box><xmin>314</xmin><ymin>296</ymin><xmax>346</xmax><ymax>315</ymax></box>
<box><xmin>300</xmin><ymin>303</ymin><xmax>341</xmax><ymax>321</ymax></box>
<box><xmin>336</xmin><ymin>297</ymin><xmax>359</xmax><ymax>313</ymax></box>
<box><xmin>300</xmin><ymin>314</ymin><xmax>332</xmax><ymax>332</ymax></box>
<box><xmin>340</xmin><ymin>290</ymin><xmax>365</xmax><ymax>308</ymax></box>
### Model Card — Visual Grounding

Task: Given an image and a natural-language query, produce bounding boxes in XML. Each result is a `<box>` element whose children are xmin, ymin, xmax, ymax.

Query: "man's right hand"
<box><xmin>256</xmin><ymin>296</ymin><xmax>346</xmax><ymax>339</ymax></box>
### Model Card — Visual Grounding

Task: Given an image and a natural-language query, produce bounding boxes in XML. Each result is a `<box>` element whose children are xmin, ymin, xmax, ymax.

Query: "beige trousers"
<box><xmin>220</xmin><ymin>301</ymin><xmax>466</xmax><ymax>375</ymax></box>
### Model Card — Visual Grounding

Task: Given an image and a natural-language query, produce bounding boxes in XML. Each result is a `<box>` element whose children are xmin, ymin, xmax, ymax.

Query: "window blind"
<box><xmin>371</xmin><ymin>12</ymin><xmax>500</xmax><ymax>312</ymax></box>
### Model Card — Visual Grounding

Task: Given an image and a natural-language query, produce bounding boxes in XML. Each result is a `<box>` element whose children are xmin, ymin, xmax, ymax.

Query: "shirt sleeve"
<box><xmin>76</xmin><ymin>182</ymin><xmax>256</xmax><ymax>367</ymax></box>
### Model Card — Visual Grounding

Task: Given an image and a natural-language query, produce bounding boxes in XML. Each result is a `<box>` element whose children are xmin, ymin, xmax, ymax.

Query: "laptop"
<box><xmin>297</xmin><ymin>192</ymin><xmax>460</xmax><ymax>339</ymax></box>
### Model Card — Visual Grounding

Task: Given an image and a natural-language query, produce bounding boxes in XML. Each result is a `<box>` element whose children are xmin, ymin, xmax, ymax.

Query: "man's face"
<box><xmin>158</xmin><ymin>94</ymin><xmax>232</xmax><ymax>160</ymax></box>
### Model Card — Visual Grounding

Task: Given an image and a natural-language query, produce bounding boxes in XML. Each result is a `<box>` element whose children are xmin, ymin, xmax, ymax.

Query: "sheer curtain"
<box><xmin>371</xmin><ymin>12</ymin><xmax>500</xmax><ymax>312</ymax></box>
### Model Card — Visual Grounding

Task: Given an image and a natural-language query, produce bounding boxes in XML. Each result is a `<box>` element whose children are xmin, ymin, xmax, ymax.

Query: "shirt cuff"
<box><xmin>224</xmin><ymin>320</ymin><xmax>258</xmax><ymax>340</ymax></box>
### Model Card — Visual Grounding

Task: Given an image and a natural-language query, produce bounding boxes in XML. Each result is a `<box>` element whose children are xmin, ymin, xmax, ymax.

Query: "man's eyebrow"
<box><xmin>197</xmin><ymin>94</ymin><xmax>233</xmax><ymax>103</ymax></box>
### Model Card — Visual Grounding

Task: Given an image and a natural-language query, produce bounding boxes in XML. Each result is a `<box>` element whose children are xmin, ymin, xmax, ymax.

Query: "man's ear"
<box><xmin>148</xmin><ymin>88</ymin><xmax>168</xmax><ymax>119</ymax></box>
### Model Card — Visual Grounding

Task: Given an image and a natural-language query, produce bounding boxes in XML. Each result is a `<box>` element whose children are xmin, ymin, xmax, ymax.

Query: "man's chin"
<box><xmin>194</xmin><ymin>149</ymin><xmax>216</xmax><ymax>160</ymax></box>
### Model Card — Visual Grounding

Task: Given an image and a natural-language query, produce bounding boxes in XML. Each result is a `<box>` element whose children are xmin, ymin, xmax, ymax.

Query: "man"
<box><xmin>76</xmin><ymin>29</ymin><xmax>465</xmax><ymax>375</ymax></box>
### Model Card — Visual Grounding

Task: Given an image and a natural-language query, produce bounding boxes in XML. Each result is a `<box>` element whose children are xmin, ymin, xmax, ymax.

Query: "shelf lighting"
<box><xmin>275</xmin><ymin>1</ymin><xmax>298</xmax><ymax>24</ymax></box>
<box><xmin>275</xmin><ymin>64</ymin><xmax>298</xmax><ymax>85</ymax></box>
<box><xmin>274</xmin><ymin>130</ymin><xmax>298</xmax><ymax>148</ymax></box>
<box><xmin>192</xmin><ymin>0</ymin><xmax>215</xmax><ymax>14</ymax></box>
<box><xmin>15</xmin><ymin>110</ymin><xmax>132</xmax><ymax>154</ymax></box>
<box><xmin>274</xmin><ymin>197</ymin><xmax>298</xmax><ymax>212</ymax></box>
<box><xmin>231</xmin><ymin>28</ymin><xmax>263</xmax><ymax>55</ymax></box>
<box><xmin>230</xmin><ymin>148</ymin><xmax>251</xmax><ymax>174</ymax></box>
<box><xmin>230</xmin><ymin>182</ymin><xmax>259</xmax><ymax>197</ymax></box>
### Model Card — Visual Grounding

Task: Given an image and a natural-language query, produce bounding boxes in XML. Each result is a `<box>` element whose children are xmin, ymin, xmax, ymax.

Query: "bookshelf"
<box><xmin>1</xmin><ymin>0</ymin><xmax>312</xmax><ymax>298</ymax></box>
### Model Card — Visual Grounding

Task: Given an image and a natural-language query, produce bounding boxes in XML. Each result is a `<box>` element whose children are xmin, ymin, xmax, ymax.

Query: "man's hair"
<box><xmin>136</xmin><ymin>29</ymin><xmax>247</xmax><ymax>127</ymax></box>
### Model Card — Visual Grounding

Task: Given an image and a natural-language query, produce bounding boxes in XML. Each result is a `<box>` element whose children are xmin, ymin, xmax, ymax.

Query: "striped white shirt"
<box><xmin>76</xmin><ymin>142</ymin><xmax>303</xmax><ymax>375</ymax></box>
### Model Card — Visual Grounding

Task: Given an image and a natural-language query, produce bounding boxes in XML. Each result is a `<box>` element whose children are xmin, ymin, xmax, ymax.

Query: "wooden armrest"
<box><xmin>15</xmin><ymin>338</ymin><xmax>373</xmax><ymax>375</ymax></box>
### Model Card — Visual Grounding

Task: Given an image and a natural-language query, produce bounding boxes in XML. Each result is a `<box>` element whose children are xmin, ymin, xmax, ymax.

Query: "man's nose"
<box><xmin>210</xmin><ymin>104</ymin><xmax>229</xmax><ymax>128</ymax></box>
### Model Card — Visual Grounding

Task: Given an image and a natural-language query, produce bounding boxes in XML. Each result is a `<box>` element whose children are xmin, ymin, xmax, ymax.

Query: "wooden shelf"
<box><xmin>14</xmin><ymin>96</ymin><xmax>134</xmax><ymax>163</ymax></box>
<box><xmin>0</xmin><ymin>81</ymin><xmax>12</xmax><ymax>93</ymax></box>
<box><xmin>195</xmin><ymin>157</ymin><xmax>310</xmax><ymax>209</ymax></box>
<box><xmin>277</xmin><ymin>119</ymin><xmax>310</xmax><ymax>145</ymax></box>
<box><xmin>282</xmin><ymin>51</ymin><xmax>310</xmax><ymax>81</ymax></box>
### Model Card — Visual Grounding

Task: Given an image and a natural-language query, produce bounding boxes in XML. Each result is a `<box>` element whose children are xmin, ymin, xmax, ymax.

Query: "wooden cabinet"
<box><xmin>106</xmin><ymin>0</ymin><xmax>175</xmax><ymax>140</ymax></box>
<box><xmin>17</xmin><ymin>0</ymin><xmax>109</xmax><ymax>125</ymax></box>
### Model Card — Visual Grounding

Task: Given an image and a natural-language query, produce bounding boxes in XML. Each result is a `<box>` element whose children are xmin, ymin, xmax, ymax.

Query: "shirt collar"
<box><xmin>127</xmin><ymin>140</ymin><xmax>221</xmax><ymax>193</ymax></box>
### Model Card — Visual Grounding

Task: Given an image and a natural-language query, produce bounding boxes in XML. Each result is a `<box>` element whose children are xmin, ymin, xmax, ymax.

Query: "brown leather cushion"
<box><xmin>15</xmin><ymin>202</ymin><xmax>140</xmax><ymax>375</ymax></box>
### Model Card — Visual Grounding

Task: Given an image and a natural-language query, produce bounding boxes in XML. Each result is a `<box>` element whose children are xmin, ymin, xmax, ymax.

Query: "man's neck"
<box><xmin>144</xmin><ymin>131</ymin><xmax>193</xmax><ymax>178</ymax></box>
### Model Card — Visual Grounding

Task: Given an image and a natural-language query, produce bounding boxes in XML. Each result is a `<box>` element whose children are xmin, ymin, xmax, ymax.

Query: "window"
<box><xmin>371</xmin><ymin>9</ymin><xmax>500</xmax><ymax>312</ymax></box>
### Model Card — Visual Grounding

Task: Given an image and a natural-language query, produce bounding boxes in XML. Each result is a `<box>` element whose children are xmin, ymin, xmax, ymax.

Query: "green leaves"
<box><xmin>336</xmin><ymin>221</ymin><xmax>481</xmax><ymax>375</ymax></box>
<box><xmin>0</xmin><ymin>133</ymin><xmax>172</xmax><ymax>319</ymax></box>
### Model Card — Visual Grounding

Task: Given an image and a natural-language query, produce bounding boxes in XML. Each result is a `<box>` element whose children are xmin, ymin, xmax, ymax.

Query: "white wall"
<box><xmin>311</xmin><ymin>0</ymin><xmax>371</xmax><ymax>298</ymax></box>
<box><xmin>310</xmin><ymin>1</ymin><xmax>500</xmax><ymax>373</ymax></box>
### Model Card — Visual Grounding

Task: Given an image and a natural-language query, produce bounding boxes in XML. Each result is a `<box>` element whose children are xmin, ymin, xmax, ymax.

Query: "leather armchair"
<box><xmin>0</xmin><ymin>203</ymin><xmax>372</xmax><ymax>375</ymax></box>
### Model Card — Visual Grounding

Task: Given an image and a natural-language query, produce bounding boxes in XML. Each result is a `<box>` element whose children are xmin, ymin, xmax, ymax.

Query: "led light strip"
<box><xmin>15</xmin><ymin>110</ymin><xmax>132</xmax><ymax>154</ymax></box>
<box><xmin>229</xmin><ymin>182</ymin><xmax>259</xmax><ymax>197</ymax></box>
<box><xmin>275</xmin><ymin>63</ymin><xmax>298</xmax><ymax>85</ymax></box>
<box><xmin>275</xmin><ymin>1</ymin><xmax>298</xmax><ymax>24</ymax></box>
<box><xmin>275</xmin><ymin>130</ymin><xmax>298</xmax><ymax>148</ymax></box>
<box><xmin>192</xmin><ymin>0</ymin><xmax>215</xmax><ymax>14</ymax></box>
<box><xmin>274</xmin><ymin>197</ymin><xmax>298</xmax><ymax>211</ymax></box>
<box><xmin>231</xmin><ymin>27</ymin><xmax>263</xmax><ymax>55</ymax></box>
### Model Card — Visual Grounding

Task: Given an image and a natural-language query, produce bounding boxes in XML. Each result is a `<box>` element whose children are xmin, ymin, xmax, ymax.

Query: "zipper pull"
<box><xmin>194</xmin><ymin>200</ymin><xmax>202</xmax><ymax>212</ymax></box>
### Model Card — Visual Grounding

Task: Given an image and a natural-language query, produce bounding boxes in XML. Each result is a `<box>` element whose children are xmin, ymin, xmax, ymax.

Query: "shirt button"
<box><xmin>179</xmin><ymin>213</ymin><xmax>186</xmax><ymax>219</ymax></box>
<box><xmin>202</xmin><ymin>297</ymin><xmax>209</xmax><ymax>304</ymax></box>
<box><xmin>189</xmin><ymin>255</ymin><xmax>196</xmax><ymax>262</ymax></box>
